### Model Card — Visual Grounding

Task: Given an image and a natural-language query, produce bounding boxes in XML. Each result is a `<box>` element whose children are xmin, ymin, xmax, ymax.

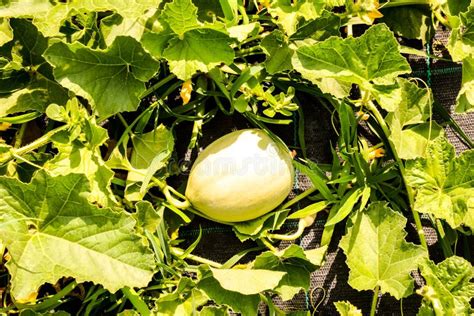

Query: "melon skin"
<box><xmin>185</xmin><ymin>129</ymin><xmax>294</xmax><ymax>222</ymax></box>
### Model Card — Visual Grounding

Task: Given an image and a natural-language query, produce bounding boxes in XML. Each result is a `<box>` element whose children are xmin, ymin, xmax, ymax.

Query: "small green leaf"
<box><xmin>44</xmin><ymin>36</ymin><xmax>159</xmax><ymax>118</ymax></box>
<box><xmin>162</xmin><ymin>0</ymin><xmax>200</xmax><ymax>37</ymax></box>
<box><xmin>197</xmin><ymin>267</ymin><xmax>260</xmax><ymax>315</ymax></box>
<box><xmin>287</xmin><ymin>201</ymin><xmax>330</xmax><ymax>219</ymax></box>
<box><xmin>268</xmin><ymin>0</ymin><xmax>326</xmax><ymax>36</ymax></box>
<box><xmin>325</xmin><ymin>187</ymin><xmax>363</xmax><ymax>226</ymax></box>
<box><xmin>253</xmin><ymin>244</ymin><xmax>327</xmax><ymax>300</ymax></box>
<box><xmin>0</xmin><ymin>171</ymin><xmax>155</xmax><ymax>302</ymax></box>
<box><xmin>334</xmin><ymin>301</ymin><xmax>363</xmax><ymax>316</ymax></box>
<box><xmin>228</xmin><ymin>22</ymin><xmax>259</xmax><ymax>42</ymax></box>
<box><xmin>261</xmin><ymin>30</ymin><xmax>294</xmax><ymax>74</ymax></box>
<box><xmin>232</xmin><ymin>209</ymin><xmax>289</xmax><ymax>241</ymax></box>
<box><xmin>134</xmin><ymin>201</ymin><xmax>162</xmax><ymax>233</ymax></box>
<box><xmin>0</xmin><ymin>17</ymin><xmax>12</xmax><ymax>45</ymax></box>
<box><xmin>417</xmin><ymin>256</ymin><xmax>474</xmax><ymax>315</ymax></box>
<box><xmin>126</xmin><ymin>124</ymin><xmax>174</xmax><ymax>201</ymax></box>
<box><xmin>406</xmin><ymin>137</ymin><xmax>474</xmax><ymax>230</ymax></box>
<box><xmin>155</xmin><ymin>277</ymin><xmax>209</xmax><ymax>315</ymax></box>
<box><xmin>456</xmin><ymin>56</ymin><xmax>474</xmax><ymax>113</ymax></box>
<box><xmin>163</xmin><ymin>28</ymin><xmax>234</xmax><ymax>80</ymax></box>
<box><xmin>448</xmin><ymin>6</ymin><xmax>474</xmax><ymax>62</ymax></box>
<box><xmin>290</xmin><ymin>10</ymin><xmax>341</xmax><ymax>41</ymax></box>
<box><xmin>209</xmin><ymin>268</ymin><xmax>286</xmax><ymax>295</ymax></box>
<box><xmin>340</xmin><ymin>202</ymin><xmax>426</xmax><ymax>299</ymax></box>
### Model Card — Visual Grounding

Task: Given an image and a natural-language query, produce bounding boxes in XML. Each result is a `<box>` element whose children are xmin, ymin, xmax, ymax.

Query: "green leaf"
<box><xmin>406</xmin><ymin>137</ymin><xmax>474</xmax><ymax>230</ymax></box>
<box><xmin>43</xmin><ymin>100</ymin><xmax>118</xmax><ymax>207</ymax></box>
<box><xmin>0</xmin><ymin>19</ymin><xmax>68</xmax><ymax>117</ymax></box>
<box><xmin>339</xmin><ymin>202</ymin><xmax>426</xmax><ymax>299</ymax></box>
<box><xmin>261</xmin><ymin>30</ymin><xmax>294</xmax><ymax>74</ymax></box>
<box><xmin>380</xmin><ymin>79</ymin><xmax>432</xmax><ymax>123</ymax></box>
<box><xmin>199</xmin><ymin>306</ymin><xmax>229</xmax><ymax>316</ymax></box>
<box><xmin>380</xmin><ymin>7</ymin><xmax>434</xmax><ymax>43</ymax></box>
<box><xmin>292</xmin><ymin>24</ymin><xmax>411</xmax><ymax>95</ymax></box>
<box><xmin>456</xmin><ymin>56</ymin><xmax>474</xmax><ymax>113</ymax></box>
<box><xmin>290</xmin><ymin>10</ymin><xmax>341</xmax><ymax>41</ymax></box>
<box><xmin>0</xmin><ymin>0</ymin><xmax>160</xmax><ymax>37</ymax></box>
<box><xmin>389</xmin><ymin>122</ymin><xmax>444</xmax><ymax>160</ymax></box>
<box><xmin>232</xmin><ymin>209</ymin><xmax>289</xmax><ymax>241</ymax></box>
<box><xmin>0</xmin><ymin>17</ymin><xmax>12</xmax><ymax>45</ymax></box>
<box><xmin>0</xmin><ymin>171</ymin><xmax>155</xmax><ymax>302</ymax></box>
<box><xmin>253</xmin><ymin>244</ymin><xmax>327</xmax><ymax>300</ymax></box>
<box><xmin>228</xmin><ymin>22</ymin><xmax>259</xmax><ymax>42</ymax></box>
<box><xmin>100</xmin><ymin>9</ymin><xmax>158</xmax><ymax>46</ymax></box>
<box><xmin>141</xmin><ymin>24</ymin><xmax>175</xmax><ymax>59</ymax></box>
<box><xmin>162</xmin><ymin>0</ymin><xmax>200</xmax><ymax>37</ymax></box>
<box><xmin>448</xmin><ymin>6</ymin><xmax>474</xmax><ymax>62</ymax></box>
<box><xmin>417</xmin><ymin>256</ymin><xmax>474</xmax><ymax>315</ymax></box>
<box><xmin>197</xmin><ymin>267</ymin><xmax>260</xmax><ymax>315</ymax></box>
<box><xmin>334</xmin><ymin>301</ymin><xmax>362</xmax><ymax>316</ymax></box>
<box><xmin>126</xmin><ymin>124</ymin><xmax>174</xmax><ymax>201</ymax></box>
<box><xmin>268</xmin><ymin>0</ymin><xmax>326</xmax><ymax>36</ymax></box>
<box><xmin>163</xmin><ymin>28</ymin><xmax>234</xmax><ymax>80</ymax></box>
<box><xmin>376</xmin><ymin>78</ymin><xmax>444</xmax><ymax>159</ymax></box>
<box><xmin>443</xmin><ymin>0</ymin><xmax>471</xmax><ymax>16</ymax></box>
<box><xmin>155</xmin><ymin>277</ymin><xmax>209</xmax><ymax>315</ymax></box>
<box><xmin>287</xmin><ymin>201</ymin><xmax>330</xmax><ymax>219</ymax></box>
<box><xmin>134</xmin><ymin>201</ymin><xmax>162</xmax><ymax>233</ymax></box>
<box><xmin>44</xmin><ymin>36</ymin><xmax>159</xmax><ymax>118</ymax></box>
<box><xmin>209</xmin><ymin>268</ymin><xmax>286</xmax><ymax>295</ymax></box>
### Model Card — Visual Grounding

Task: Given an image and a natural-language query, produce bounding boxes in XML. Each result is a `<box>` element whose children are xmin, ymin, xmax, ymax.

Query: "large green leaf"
<box><xmin>417</xmin><ymin>256</ymin><xmax>474</xmax><ymax>315</ymax></box>
<box><xmin>292</xmin><ymin>24</ymin><xmax>411</xmax><ymax>96</ymax></box>
<box><xmin>0</xmin><ymin>0</ymin><xmax>160</xmax><ymax>37</ymax></box>
<box><xmin>339</xmin><ymin>202</ymin><xmax>426</xmax><ymax>299</ymax></box>
<box><xmin>0</xmin><ymin>19</ymin><xmax>68</xmax><ymax>117</ymax></box>
<box><xmin>44</xmin><ymin>36</ymin><xmax>159</xmax><ymax>118</ymax></box>
<box><xmin>252</xmin><ymin>244</ymin><xmax>327</xmax><ymax>300</ymax></box>
<box><xmin>0</xmin><ymin>171</ymin><xmax>155</xmax><ymax>302</ymax></box>
<box><xmin>162</xmin><ymin>28</ymin><xmax>234</xmax><ymax>80</ymax></box>
<box><xmin>406</xmin><ymin>137</ymin><xmax>474</xmax><ymax>230</ymax></box>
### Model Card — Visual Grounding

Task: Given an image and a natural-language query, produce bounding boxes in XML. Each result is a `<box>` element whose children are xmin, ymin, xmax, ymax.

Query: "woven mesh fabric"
<box><xmin>177</xmin><ymin>27</ymin><xmax>473</xmax><ymax>315</ymax></box>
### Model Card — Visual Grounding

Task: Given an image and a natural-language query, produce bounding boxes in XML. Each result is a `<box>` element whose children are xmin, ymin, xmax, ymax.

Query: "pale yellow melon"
<box><xmin>185</xmin><ymin>129</ymin><xmax>294</xmax><ymax>222</ymax></box>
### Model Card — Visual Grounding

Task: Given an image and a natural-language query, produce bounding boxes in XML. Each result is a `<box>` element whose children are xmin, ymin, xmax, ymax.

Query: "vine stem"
<box><xmin>139</xmin><ymin>74</ymin><xmax>176</xmax><ymax>100</ymax></box>
<box><xmin>365</xmin><ymin>101</ymin><xmax>428</xmax><ymax>250</ymax></box>
<box><xmin>370</xmin><ymin>285</ymin><xmax>380</xmax><ymax>316</ymax></box>
<box><xmin>1</xmin><ymin>124</ymin><xmax>69</xmax><ymax>165</ymax></box>
<box><xmin>280</xmin><ymin>186</ymin><xmax>317</xmax><ymax>210</ymax></box>
<box><xmin>171</xmin><ymin>248</ymin><xmax>223</xmax><ymax>268</ymax></box>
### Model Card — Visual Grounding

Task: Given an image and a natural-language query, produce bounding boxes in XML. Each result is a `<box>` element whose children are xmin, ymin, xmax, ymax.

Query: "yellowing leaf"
<box><xmin>180</xmin><ymin>79</ymin><xmax>193</xmax><ymax>105</ymax></box>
